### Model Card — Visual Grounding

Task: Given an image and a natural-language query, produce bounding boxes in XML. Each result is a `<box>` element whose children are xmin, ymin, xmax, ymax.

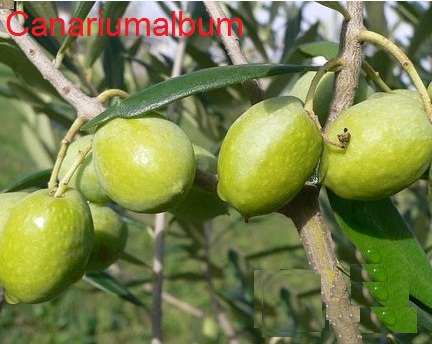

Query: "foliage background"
<box><xmin>0</xmin><ymin>1</ymin><xmax>432</xmax><ymax>343</ymax></box>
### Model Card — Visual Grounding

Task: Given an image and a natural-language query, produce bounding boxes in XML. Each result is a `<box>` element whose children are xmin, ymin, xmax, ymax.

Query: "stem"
<box><xmin>361</xmin><ymin>60</ymin><xmax>392</xmax><ymax>93</ymax></box>
<box><xmin>279</xmin><ymin>187</ymin><xmax>362</xmax><ymax>344</ymax></box>
<box><xmin>359</xmin><ymin>30</ymin><xmax>432</xmax><ymax>121</ymax></box>
<box><xmin>303</xmin><ymin>58</ymin><xmax>347</xmax><ymax>148</ymax></box>
<box><xmin>97</xmin><ymin>89</ymin><xmax>130</xmax><ymax>103</ymax></box>
<box><xmin>317</xmin><ymin>1</ymin><xmax>351</xmax><ymax>21</ymax></box>
<box><xmin>304</xmin><ymin>58</ymin><xmax>344</xmax><ymax>117</ymax></box>
<box><xmin>143</xmin><ymin>284</ymin><xmax>204</xmax><ymax>318</ymax></box>
<box><xmin>0</xmin><ymin>10</ymin><xmax>105</xmax><ymax>120</ymax></box>
<box><xmin>48</xmin><ymin>117</ymin><xmax>85</xmax><ymax>193</ymax></box>
<box><xmin>204</xmin><ymin>222</ymin><xmax>239</xmax><ymax>343</ymax></box>
<box><xmin>151</xmin><ymin>213</ymin><xmax>166</xmax><ymax>344</ymax></box>
<box><xmin>282</xmin><ymin>3</ymin><xmax>364</xmax><ymax>343</ymax></box>
<box><xmin>204</xmin><ymin>1</ymin><xmax>264</xmax><ymax>105</ymax></box>
<box><xmin>166</xmin><ymin>2</ymin><xmax>193</xmax><ymax>121</ymax></box>
<box><xmin>194</xmin><ymin>168</ymin><xmax>218</xmax><ymax>193</ymax></box>
<box><xmin>325</xmin><ymin>2</ymin><xmax>365</xmax><ymax>130</ymax></box>
<box><xmin>54</xmin><ymin>142</ymin><xmax>92</xmax><ymax>198</ymax></box>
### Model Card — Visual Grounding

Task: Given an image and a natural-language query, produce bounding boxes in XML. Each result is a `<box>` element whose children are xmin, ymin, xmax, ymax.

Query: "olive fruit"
<box><xmin>217</xmin><ymin>96</ymin><xmax>323</xmax><ymax>218</ymax></box>
<box><xmin>0</xmin><ymin>189</ymin><xmax>93</xmax><ymax>304</ymax></box>
<box><xmin>319</xmin><ymin>92</ymin><xmax>432</xmax><ymax>200</ymax></box>
<box><xmin>59</xmin><ymin>135</ymin><xmax>110</xmax><ymax>204</ymax></box>
<box><xmin>0</xmin><ymin>192</ymin><xmax>29</xmax><ymax>232</ymax></box>
<box><xmin>169</xmin><ymin>145</ymin><xmax>228</xmax><ymax>222</ymax></box>
<box><xmin>85</xmin><ymin>203</ymin><xmax>128</xmax><ymax>272</ymax></box>
<box><xmin>289</xmin><ymin>71</ymin><xmax>373</xmax><ymax>125</ymax></box>
<box><xmin>92</xmin><ymin>115</ymin><xmax>196</xmax><ymax>213</ymax></box>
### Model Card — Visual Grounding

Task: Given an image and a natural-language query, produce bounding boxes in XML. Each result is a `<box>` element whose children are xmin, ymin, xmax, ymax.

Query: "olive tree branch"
<box><xmin>203</xmin><ymin>1</ymin><xmax>264</xmax><ymax>104</ymax></box>
<box><xmin>0</xmin><ymin>9</ymin><xmax>105</xmax><ymax>120</ymax></box>
<box><xmin>325</xmin><ymin>2</ymin><xmax>365</xmax><ymax>129</ymax></box>
<box><xmin>280</xmin><ymin>3</ymin><xmax>365</xmax><ymax>344</ymax></box>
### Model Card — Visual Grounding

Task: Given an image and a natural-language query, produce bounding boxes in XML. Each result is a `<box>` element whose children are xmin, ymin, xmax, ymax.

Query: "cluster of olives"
<box><xmin>217</xmin><ymin>73</ymin><xmax>432</xmax><ymax>218</ymax></box>
<box><xmin>0</xmin><ymin>114</ymin><xmax>227</xmax><ymax>304</ymax></box>
<box><xmin>2</xmin><ymin>71</ymin><xmax>432</xmax><ymax>304</ymax></box>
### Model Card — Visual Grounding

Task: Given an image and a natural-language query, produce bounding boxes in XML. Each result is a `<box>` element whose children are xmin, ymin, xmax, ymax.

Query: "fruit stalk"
<box><xmin>97</xmin><ymin>89</ymin><xmax>130</xmax><ymax>103</ymax></box>
<box><xmin>303</xmin><ymin>58</ymin><xmax>348</xmax><ymax>148</ymax></box>
<box><xmin>54</xmin><ymin>141</ymin><xmax>92</xmax><ymax>198</ymax></box>
<box><xmin>361</xmin><ymin>60</ymin><xmax>392</xmax><ymax>93</ymax></box>
<box><xmin>48</xmin><ymin>117</ymin><xmax>85</xmax><ymax>193</ymax></box>
<box><xmin>359</xmin><ymin>29</ymin><xmax>432</xmax><ymax>121</ymax></box>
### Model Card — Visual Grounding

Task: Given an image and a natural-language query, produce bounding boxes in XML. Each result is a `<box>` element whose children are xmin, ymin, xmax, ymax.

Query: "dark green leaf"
<box><xmin>103</xmin><ymin>36</ymin><xmax>125</xmax><ymax>89</ymax></box>
<box><xmin>408</xmin><ymin>4</ymin><xmax>432</xmax><ymax>57</ymax></box>
<box><xmin>85</xmin><ymin>1</ymin><xmax>130</xmax><ymax>67</ymax></box>
<box><xmin>56</xmin><ymin>1</ymin><xmax>96</xmax><ymax>57</ymax></box>
<box><xmin>227</xmin><ymin>4</ymin><xmax>268</xmax><ymax>60</ymax></box>
<box><xmin>299</xmin><ymin>41</ymin><xmax>339</xmax><ymax>60</ymax></box>
<box><xmin>6</xmin><ymin>81</ymin><xmax>74</xmax><ymax>127</ymax></box>
<box><xmin>82</xmin><ymin>63</ymin><xmax>319</xmax><ymax>130</ymax></box>
<box><xmin>0</xmin><ymin>43</ymin><xmax>59</xmax><ymax>96</ymax></box>
<box><xmin>327</xmin><ymin>190</ymin><xmax>432</xmax><ymax>319</ymax></box>
<box><xmin>1</xmin><ymin>169</ymin><xmax>51</xmax><ymax>193</ymax></box>
<box><xmin>83</xmin><ymin>271</ymin><xmax>145</xmax><ymax>307</ymax></box>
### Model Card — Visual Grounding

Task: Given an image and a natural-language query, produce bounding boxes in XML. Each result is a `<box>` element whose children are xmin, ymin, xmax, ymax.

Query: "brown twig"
<box><xmin>0</xmin><ymin>10</ymin><xmax>105</xmax><ymax>120</ymax></box>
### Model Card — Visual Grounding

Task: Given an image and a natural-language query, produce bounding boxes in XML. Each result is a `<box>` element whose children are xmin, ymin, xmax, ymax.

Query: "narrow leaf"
<box><xmin>1</xmin><ymin>169</ymin><xmax>51</xmax><ymax>193</ymax></box>
<box><xmin>83</xmin><ymin>271</ymin><xmax>145</xmax><ymax>307</ymax></box>
<box><xmin>82</xmin><ymin>63</ymin><xmax>319</xmax><ymax>130</ymax></box>
<box><xmin>0</xmin><ymin>43</ymin><xmax>59</xmax><ymax>96</ymax></box>
<box><xmin>408</xmin><ymin>4</ymin><xmax>432</xmax><ymax>57</ymax></box>
<box><xmin>85</xmin><ymin>1</ymin><xmax>130</xmax><ymax>67</ymax></box>
<box><xmin>103</xmin><ymin>36</ymin><xmax>125</xmax><ymax>89</ymax></box>
<box><xmin>56</xmin><ymin>1</ymin><xmax>96</xmax><ymax>57</ymax></box>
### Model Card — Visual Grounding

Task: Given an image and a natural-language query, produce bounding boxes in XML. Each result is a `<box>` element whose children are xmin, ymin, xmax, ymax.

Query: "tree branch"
<box><xmin>203</xmin><ymin>1</ymin><xmax>264</xmax><ymax>104</ymax></box>
<box><xmin>325</xmin><ymin>2</ymin><xmax>365</xmax><ymax>129</ymax></box>
<box><xmin>151</xmin><ymin>212</ymin><xmax>166</xmax><ymax>344</ymax></box>
<box><xmin>0</xmin><ymin>9</ymin><xmax>105</xmax><ymax>120</ymax></box>
<box><xmin>280</xmin><ymin>3</ymin><xmax>365</xmax><ymax>344</ymax></box>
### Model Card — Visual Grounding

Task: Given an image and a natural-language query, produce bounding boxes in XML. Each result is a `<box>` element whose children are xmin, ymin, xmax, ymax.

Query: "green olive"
<box><xmin>320</xmin><ymin>91</ymin><xmax>432</xmax><ymax>200</ymax></box>
<box><xmin>217</xmin><ymin>96</ymin><xmax>323</xmax><ymax>218</ymax></box>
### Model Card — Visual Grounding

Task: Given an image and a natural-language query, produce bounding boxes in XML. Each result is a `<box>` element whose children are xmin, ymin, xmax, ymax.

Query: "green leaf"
<box><xmin>103</xmin><ymin>36</ymin><xmax>125</xmax><ymax>89</ymax></box>
<box><xmin>85</xmin><ymin>1</ymin><xmax>130</xmax><ymax>67</ymax></box>
<box><xmin>1</xmin><ymin>169</ymin><xmax>51</xmax><ymax>193</ymax></box>
<box><xmin>83</xmin><ymin>271</ymin><xmax>145</xmax><ymax>307</ymax></box>
<box><xmin>82</xmin><ymin>63</ymin><xmax>319</xmax><ymax>130</ymax></box>
<box><xmin>327</xmin><ymin>190</ymin><xmax>432</xmax><ymax>322</ymax></box>
<box><xmin>56</xmin><ymin>1</ymin><xmax>96</xmax><ymax>58</ymax></box>
<box><xmin>408</xmin><ymin>4</ymin><xmax>432</xmax><ymax>57</ymax></box>
<box><xmin>298</xmin><ymin>41</ymin><xmax>339</xmax><ymax>60</ymax></box>
<box><xmin>227</xmin><ymin>4</ymin><xmax>268</xmax><ymax>60</ymax></box>
<box><xmin>0</xmin><ymin>43</ymin><xmax>59</xmax><ymax>96</ymax></box>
